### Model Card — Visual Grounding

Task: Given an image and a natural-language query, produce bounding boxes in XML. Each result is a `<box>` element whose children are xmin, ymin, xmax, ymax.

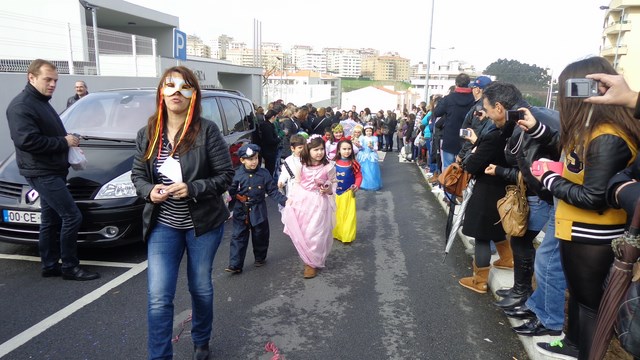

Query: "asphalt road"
<box><xmin>0</xmin><ymin>152</ymin><xmax>528</xmax><ymax>360</ymax></box>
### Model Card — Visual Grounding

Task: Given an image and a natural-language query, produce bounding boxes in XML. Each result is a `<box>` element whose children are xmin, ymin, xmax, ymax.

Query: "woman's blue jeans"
<box><xmin>147</xmin><ymin>223</ymin><xmax>224</xmax><ymax>360</ymax></box>
<box><xmin>525</xmin><ymin>203</ymin><xmax>567</xmax><ymax>331</ymax></box>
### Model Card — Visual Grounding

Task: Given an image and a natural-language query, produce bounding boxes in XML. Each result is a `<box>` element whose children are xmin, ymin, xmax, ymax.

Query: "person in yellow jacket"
<box><xmin>520</xmin><ymin>57</ymin><xmax>640</xmax><ymax>360</ymax></box>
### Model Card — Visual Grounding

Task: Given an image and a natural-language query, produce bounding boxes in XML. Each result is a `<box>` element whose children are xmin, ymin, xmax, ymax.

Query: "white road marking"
<box><xmin>0</xmin><ymin>254</ymin><xmax>138</xmax><ymax>268</ymax></box>
<box><xmin>0</xmin><ymin>260</ymin><xmax>148</xmax><ymax>358</ymax></box>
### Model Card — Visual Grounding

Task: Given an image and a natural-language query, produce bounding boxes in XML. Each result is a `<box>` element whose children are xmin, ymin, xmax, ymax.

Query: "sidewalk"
<box><xmin>407</xmin><ymin>156</ymin><xmax>563</xmax><ymax>360</ymax></box>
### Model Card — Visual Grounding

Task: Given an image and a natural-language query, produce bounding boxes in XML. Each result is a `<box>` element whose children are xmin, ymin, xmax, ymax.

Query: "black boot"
<box><xmin>495</xmin><ymin>288</ymin><xmax>513</xmax><ymax>297</ymax></box>
<box><xmin>193</xmin><ymin>344</ymin><xmax>210</xmax><ymax>360</ymax></box>
<box><xmin>494</xmin><ymin>255</ymin><xmax>534</xmax><ymax>309</ymax></box>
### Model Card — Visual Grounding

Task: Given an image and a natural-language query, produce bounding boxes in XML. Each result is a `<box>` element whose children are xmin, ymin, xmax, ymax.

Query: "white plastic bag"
<box><xmin>68</xmin><ymin>147</ymin><xmax>87</xmax><ymax>170</ymax></box>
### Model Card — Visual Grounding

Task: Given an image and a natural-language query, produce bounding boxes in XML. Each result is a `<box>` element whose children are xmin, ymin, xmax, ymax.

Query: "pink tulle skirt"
<box><xmin>282</xmin><ymin>186</ymin><xmax>336</xmax><ymax>268</ymax></box>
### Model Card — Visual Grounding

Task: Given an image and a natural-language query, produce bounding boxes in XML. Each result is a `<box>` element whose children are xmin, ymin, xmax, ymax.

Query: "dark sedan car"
<box><xmin>0</xmin><ymin>88</ymin><xmax>256</xmax><ymax>247</ymax></box>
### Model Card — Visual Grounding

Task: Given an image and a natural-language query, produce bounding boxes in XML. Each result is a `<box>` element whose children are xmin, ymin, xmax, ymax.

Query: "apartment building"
<box><xmin>298</xmin><ymin>53</ymin><xmax>327</xmax><ymax>73</ymax></box>
<box><xmin>187</xmin><ymin>35</ymin><xmax>211</xmax><ymax>58</ymax></box>
<box><xmin>410</xmin><ymin>60</ymin><xmax>479</xmax><ymax>97</ymax></box>
<box><xmin>291</xmin><ymin>45</ymin><xmax>313</xmax><ymax>68</ymax></box>
<box><xmin>361</xmin><ymin>55</ymin><xmax>410</xmax><ymax>82</ymax></box>
<box><xmin>600</xmin><ymin>0</ymin><xmax>640</xmax><ymax>89</ymax></box>
<box><xmin>332</xmin><ymin>53</ymin><xmax>361</xmax><ymax>78</ymax></box>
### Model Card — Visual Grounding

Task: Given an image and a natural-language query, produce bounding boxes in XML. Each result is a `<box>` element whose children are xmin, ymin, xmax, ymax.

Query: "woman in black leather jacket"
<box><xmin>131</xmin><ymin>66</ymin><xmax>234</xmax><ymax>360</ymax></box>
<box><xmin>524</xmin><ymin>57</ymin><xmax>640</xmax><ymax>359</ymax></box>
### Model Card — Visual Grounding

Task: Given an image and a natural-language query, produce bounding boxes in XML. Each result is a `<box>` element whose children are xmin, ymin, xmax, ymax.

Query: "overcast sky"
<box><xmin>128</xmin><ymin>0</ymin><xmax>608</xmax><ymax>77</ymax></box>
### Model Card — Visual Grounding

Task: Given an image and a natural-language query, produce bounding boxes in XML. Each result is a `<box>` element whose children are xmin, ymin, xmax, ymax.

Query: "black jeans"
<box><xmin>560</xmin><ymin>240</ymin><xmax>614</xmax><ymax>359</ymax></box>
<box><xmin>26</xmin><ymin>175</ymin><xmax>82</xmax><ymax>270</ymax></box>
<box><xmin>385</xmin><ymin>133</ymin><xmax>394</xmax><ymax>150</ymax></box>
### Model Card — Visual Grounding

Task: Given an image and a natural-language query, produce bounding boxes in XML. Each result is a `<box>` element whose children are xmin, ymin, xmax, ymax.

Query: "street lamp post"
<box><xmin>424</xmin><ymin>0</ymin><xmax>435</xmax><ymax>102</ymax></box>
<box><xmin>545</xmin><ymin>68</ymin><xmax>553</xmax><ymax>108</ymax></box>
<box><xmin>79</xmin><ymin>0</ymin><xmax>100</xmax><ymax>75</ymax></box>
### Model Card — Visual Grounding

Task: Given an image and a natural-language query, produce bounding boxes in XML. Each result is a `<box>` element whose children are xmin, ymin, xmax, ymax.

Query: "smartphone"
<box><xmin>531</xmin><ymin>160</ymin><xmax>564</xmax><ymax>176</ymax></box>
<box><xmin>459</xmin><ymin>128</ymin><xmax>471</xmax><ymax>138</ymax></box>
<box><xmin>507</xmin><ymin>110</ymin><xmax>525</xmax><ymax>122</ymax></box>
<box><xmin>565</xmin><ymin>78</ymin><xmax>599</xmax><ymax>98</ymax></box>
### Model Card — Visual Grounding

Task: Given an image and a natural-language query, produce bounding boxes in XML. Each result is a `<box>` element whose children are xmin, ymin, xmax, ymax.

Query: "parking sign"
<box><xmin>173</xmin><ymin>28</ymin><xmax>187</xmax><ymax>60</ymax></box>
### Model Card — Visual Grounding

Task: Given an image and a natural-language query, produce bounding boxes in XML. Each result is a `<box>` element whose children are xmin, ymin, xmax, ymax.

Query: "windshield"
<box><xmin>61</xmin><ymin>91</ymin><xmax>156</xmax><ymax>139</ymax></box>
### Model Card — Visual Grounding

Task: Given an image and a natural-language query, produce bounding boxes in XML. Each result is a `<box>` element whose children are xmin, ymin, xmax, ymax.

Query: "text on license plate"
<box><xmin>2</xmin><ymin>210</ymin><xmax>41</xmax><ymax>224</ymax></box>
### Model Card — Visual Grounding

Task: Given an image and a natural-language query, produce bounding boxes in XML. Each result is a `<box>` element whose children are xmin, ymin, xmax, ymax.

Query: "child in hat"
<box><xmin>226</xmin><ymin>143</ymin><xmax>287</xmax><ymax>274</ymax></box>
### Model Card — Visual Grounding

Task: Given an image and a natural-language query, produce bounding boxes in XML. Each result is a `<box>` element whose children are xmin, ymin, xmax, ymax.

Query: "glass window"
<box><xmin>241</xmin><ymin>100</ymin><xmax>256</xmax><ymax>130</ymax></box>
<box><xmin>61</xmin><ymin>91</ymin><xmax>155</xmax><ymax>139</ymax></box>
<box><xmin>220</xmin><ymin>98</ymin><xmax>245</xmax><ymax>133</ymax></box>
<box><xmin>201</xmin><ymin>97</ymin><xmax>225</xmax><ymax>134</ymax></box>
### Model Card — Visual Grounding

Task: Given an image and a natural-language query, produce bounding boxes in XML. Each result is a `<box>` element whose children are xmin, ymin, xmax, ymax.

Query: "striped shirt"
<box><xmin>156</xmin><ymin>136</ymin><xmax>193</xmax><ymax>229</ymax></box>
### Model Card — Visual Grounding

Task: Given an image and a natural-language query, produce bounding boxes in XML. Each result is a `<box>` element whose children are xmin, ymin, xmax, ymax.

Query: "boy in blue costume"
<box><xmin>226</xmin><ymin>144</ymin><xmax>287</xmax><ymax>274</ymax></box>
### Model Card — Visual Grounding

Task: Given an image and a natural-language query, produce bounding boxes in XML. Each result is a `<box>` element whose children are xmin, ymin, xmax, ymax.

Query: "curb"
<box><xmin>410</xmin><ymin>158</ymin><xmax>563</xmax><ymax>360</ymax></box>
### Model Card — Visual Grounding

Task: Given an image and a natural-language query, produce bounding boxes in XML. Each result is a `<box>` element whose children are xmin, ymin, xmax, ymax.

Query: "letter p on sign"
<box><xmin>173</xmin><ymin>29</ymin><xmax>187</xmax><ymax>60</ymax></box>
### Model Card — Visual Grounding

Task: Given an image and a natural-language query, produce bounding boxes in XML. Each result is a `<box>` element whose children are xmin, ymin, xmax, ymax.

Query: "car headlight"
<box><xmin>95</xmin><ymin>171</ymin><xmax>137</xmax><ymax>199</ymax></box>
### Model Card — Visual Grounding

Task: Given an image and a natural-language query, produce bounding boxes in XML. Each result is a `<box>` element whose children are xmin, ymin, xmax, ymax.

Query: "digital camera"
<box><xmin>565</xmin><ymin>78</ymin><xmax>599</xmax><ymax>98</ymax></box>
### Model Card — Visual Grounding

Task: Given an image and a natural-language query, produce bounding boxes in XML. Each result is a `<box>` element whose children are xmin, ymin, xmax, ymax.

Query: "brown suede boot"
<box><xmin>459</xmin><ymin>262</ymin><xmax>490</xmax><ymax>294</ymax></box>
<box><xmin>303</xmin><ymin>264</ymin><xmax>316</xmax><ymax>279</ymax></box>
<box><xmin>492</xmin><ymin>239</ymin><xmax>514</xmax><ymax>270</ymax></box>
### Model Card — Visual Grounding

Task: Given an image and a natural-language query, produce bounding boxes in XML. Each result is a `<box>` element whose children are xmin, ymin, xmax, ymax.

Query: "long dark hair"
<box><xmin>301</xmin><ymin>136</ymin><xmax>329</xmax><ymax>166</ymax></box>
<box><xmin>557</xmin><ymin>57</ymin><xmax>640</xmax><ymax>157</ymax></box>
<box><xmin>333</xmin><ymin>139</ymin><xmax>355</xmax><ymax>162</ymax></box>
<box><xmin>144</xmin><ymin>66</ymin><xmax>202</xmax><ymax>160</ymax></box>
<box><xmin>333</xmin><ymin>139</ymin><xmax>361</xmax><ymax>173</ymax></box>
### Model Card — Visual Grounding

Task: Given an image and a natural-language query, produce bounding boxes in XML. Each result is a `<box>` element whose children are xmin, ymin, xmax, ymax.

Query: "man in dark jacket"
<box><xmin>280</xmin><ymin>106</ymin><xmax>308</xmax><ymax>158</ymax></box>
<box><xmin>433</xmin><ymin>73</ymin><xmax>475</xmax><ymax>170</ymax></box>
<box><xmin>66</xmin><ymin>80</ymin><xmax>89</xmax><ymax>108</ymax></box>
<box><xmin>6</xmin><ymin>59</ymin><xmax>99</xmax><ymax>281</ymax></box>
<box><xmin>384</xmin><ymin>112</ymin><xmax>398</xmax><ymax>152</ymax></box>
<box><xmin>257</xmin><ymin>109</ymin><xmax>282</xmax><ymax>176</ymax></box>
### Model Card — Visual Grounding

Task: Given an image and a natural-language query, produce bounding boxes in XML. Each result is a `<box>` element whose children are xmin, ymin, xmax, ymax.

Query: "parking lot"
<box><xmin>0</xmin><ymin>241</ymin><xmax>151</xmax><ymax>359</ymax></box>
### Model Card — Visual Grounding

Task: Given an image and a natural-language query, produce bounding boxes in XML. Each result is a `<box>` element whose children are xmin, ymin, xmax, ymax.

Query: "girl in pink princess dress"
<box><xmin>282</xmin><ymin>134</ymin><xmax>337</xmax><ymax>279</ymax></box>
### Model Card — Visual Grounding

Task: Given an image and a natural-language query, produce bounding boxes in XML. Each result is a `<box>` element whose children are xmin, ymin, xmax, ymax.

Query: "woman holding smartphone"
<box><xmin>520</xmin><ymin>57</ymin><xmax>640</xmax><ymax>359</ymax></box>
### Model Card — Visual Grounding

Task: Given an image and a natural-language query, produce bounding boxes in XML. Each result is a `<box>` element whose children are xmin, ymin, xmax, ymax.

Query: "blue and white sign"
<box><xmin>173</xmin><ymin>28</ymin><xmax>187</xmax><ymax>60</ymax></box>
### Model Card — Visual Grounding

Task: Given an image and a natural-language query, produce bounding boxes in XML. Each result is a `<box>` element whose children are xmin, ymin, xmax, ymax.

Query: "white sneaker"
<box><xmin>425</xmin><ymin>172</ymin><xmax>433</xmax><ymax>178</ymax></box>
<box><xmin>431</xmin><ymin>187</ymin><xmax>443</xmax><ymax>194</ymax></box>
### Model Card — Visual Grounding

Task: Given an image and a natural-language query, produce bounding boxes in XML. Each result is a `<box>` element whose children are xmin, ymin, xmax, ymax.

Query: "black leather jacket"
<box><xmin>131</xmin><ymin>119</ymin><xmax>234</xmax><ymax>241</ymax></box>
<box><xmin>494</xmin><ymin>105</ymin><xmax>561</xmax><ymax>204</ymax></box>
<box><xmin>533</xmin><ymin>119</ymin><xmax>633</xmax><ymax>211</ymax></box>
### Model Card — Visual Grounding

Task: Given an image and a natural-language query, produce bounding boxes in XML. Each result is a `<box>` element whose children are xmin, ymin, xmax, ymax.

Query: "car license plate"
<box><xmin>2</xmin><ymin>209</ymin><xmax>41</xmax><ymax>224</ymax></box>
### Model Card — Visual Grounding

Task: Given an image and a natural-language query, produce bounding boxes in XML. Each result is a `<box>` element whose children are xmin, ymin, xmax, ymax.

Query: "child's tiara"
<box><xmin>307</xmin><ymin>134</ymin><xmax>323</xmax><ymax>143</ymax></box>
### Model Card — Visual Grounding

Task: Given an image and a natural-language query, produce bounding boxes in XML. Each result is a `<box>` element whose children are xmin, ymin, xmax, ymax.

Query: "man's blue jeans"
<box><xmin>25</xmin><ymin>175</ymin><xmax>82</xmax><ymax>270</ymax></box>
<box><xmin>441</xmin><ymin>150</ymin><xmax>456</xmax><ymax>171</ymax></box>
<box><xmin>147</xmin><ymin>223</ymin><xmax>224</xmax><ymax>360</ymax></box>
<box><xmin>526</xmin><ymin>204</ymin><xmax>567</xmax><ymax>331</ymax></box>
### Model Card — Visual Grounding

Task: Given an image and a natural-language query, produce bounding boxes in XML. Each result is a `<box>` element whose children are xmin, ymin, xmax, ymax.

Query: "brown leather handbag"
<box><xmin>438</xmin><ymin>162</ymin><xmax>471</xmax><ymax>197</ymax></box>
<box><xmin>496</xmin><ymin>172</ymin><xmax>529</xmax><ymax>237</ymax></box>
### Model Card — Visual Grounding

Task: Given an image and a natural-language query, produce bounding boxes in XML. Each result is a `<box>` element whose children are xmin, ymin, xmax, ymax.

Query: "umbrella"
<box><xmin>443</xmin><ymin>179</ymin><xmax>475</xmax><ymax>263</ymax></box>
<box><xmin>589</xmin><ymin>198</ymin><xmax>640</xmax><ymax>360</ymax></box>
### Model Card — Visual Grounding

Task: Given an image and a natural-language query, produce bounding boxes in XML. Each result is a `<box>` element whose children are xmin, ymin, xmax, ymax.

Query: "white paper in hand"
<box><xmin>158</xmin><ymin>156</ymin><xmax>182</xmax><ymax>183</ymax></box>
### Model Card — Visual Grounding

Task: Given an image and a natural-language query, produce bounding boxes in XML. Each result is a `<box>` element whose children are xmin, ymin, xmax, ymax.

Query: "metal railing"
<box><xmin>0</xmin><ymin>10</ymin><xmax>158</xmax><ymax>76</ymax></box>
